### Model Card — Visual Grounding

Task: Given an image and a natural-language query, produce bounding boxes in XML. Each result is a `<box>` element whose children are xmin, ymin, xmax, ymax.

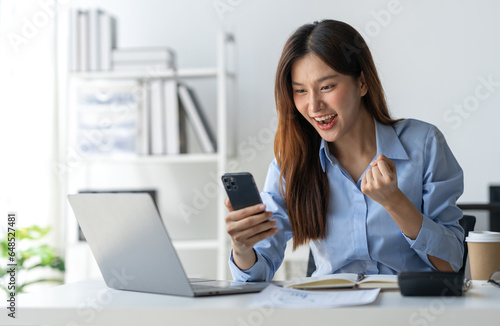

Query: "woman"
<box><xmin>225</xmin><ymin>20</ymin><xmax>464</xmax><ymax>281</ymax></box>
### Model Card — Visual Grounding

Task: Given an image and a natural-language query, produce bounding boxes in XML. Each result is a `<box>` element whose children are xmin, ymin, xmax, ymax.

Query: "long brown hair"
<box><xmin>274</xmin><ymin>20</ymin><xmax>399</xmax><ymax>249</ymax></box>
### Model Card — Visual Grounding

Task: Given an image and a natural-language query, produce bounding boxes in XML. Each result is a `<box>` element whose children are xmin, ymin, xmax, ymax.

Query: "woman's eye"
<box><xmin>294</xmin><ymin>89</ymin><xmax>306</xmax><ymax>94</ymax></box>
<box><xmin>321</xmin><ymin>85</ymin><xmax>336</xmax><ymax>91</ymax></box>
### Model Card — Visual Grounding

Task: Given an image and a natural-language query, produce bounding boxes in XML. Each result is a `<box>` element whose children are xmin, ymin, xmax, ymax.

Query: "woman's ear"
<box><xmin>359</xmin><ymin>71</ymin><xmax>368</xmax><ymax>97</ymax></box>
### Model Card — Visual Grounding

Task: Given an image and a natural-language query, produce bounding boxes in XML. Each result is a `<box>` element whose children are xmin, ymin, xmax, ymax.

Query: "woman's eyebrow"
<box><xmin>317</xmin><ymin>74</ymin><xmax>339</xmax><ymax>82</ymax></box>
<box><xmin>292</xmin><ymin>74</ymin><xmax>339</xmax><ymax>86</ymax></box>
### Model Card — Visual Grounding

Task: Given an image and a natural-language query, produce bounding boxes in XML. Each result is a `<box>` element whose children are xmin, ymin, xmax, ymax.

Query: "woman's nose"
<box><xmin>308</xmin><ymin>91</ymin><xmax>322</xmax><ymax>113</ymax></box>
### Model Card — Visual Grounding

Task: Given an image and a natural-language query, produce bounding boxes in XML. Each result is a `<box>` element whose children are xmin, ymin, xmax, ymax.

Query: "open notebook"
<box><xmin>285</xmin><ymin>273</ymin><xmax>399</xmax><ymax>290</ymax></box>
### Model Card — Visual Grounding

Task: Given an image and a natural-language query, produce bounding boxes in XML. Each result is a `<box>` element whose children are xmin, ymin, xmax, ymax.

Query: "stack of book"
<box><xmin>139</xmin><ymin>79</ymin><xmax>184</xmax><ymax>155</ymax></box>
<box><xmin>70</xmin><ymin>8</ymin><xmax>117</xmax><ymax>71</ymax></box>
<box><xmin>112</xmin><ymin>48</ymin><xmax>176</xmax><ymax>72</ymax></box>
<box><xmin>70</xmin><ymin>8</ymin><xmax>175</xmax><ymax>73</ymax></box>
<box><xmin>138</xmin><ymin>81</ymin><xmax>216</xmax><ymax>155</ymax></box>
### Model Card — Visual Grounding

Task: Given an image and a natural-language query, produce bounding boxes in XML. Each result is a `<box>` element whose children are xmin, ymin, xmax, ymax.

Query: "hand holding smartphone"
<box><xmin>222</xmin><ymin>172</ymin><xmax>277</xmax><ymax>271</ymax></box>
<box><xmin>221</xmin><ymin>172</ymin><xmax>262</xmax><ymax>210</ymax></box>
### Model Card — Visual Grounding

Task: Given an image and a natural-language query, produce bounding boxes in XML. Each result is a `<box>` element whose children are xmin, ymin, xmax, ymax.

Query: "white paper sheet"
<box><xmin>251</xmin><ymin>284</ymin><xmax>380</xmax><ymax>308</ymax></box>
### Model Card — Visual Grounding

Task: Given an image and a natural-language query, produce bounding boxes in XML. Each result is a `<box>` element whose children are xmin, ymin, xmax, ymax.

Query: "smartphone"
<box><xmin>221</xmin><ymin>172</ymin><xmax>262</xmax><ymax>210</ymax></box>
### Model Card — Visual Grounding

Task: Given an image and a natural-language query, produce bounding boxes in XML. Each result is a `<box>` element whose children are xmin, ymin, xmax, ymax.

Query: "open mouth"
<box><xmin>313</xmin><ymin>113</ymin><xmax>338</xmax><ymax>129</ymax></box>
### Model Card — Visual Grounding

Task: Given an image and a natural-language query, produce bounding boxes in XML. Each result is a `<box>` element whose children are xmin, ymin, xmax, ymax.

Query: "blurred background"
<box><xmin>1</xmin><ymin>0</ymin><xmax>499</xmax><ymax>290</ymax></box>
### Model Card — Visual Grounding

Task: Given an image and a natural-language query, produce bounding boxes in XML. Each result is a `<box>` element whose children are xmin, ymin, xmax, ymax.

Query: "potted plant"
<box><xmin>0</xmin><ymin>225</ymin><xmax>65</xmax><ymax>294</ymax></box>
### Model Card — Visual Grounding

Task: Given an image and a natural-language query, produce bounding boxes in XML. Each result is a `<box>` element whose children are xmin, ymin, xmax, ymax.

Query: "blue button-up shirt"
<box><xmin>229</xmin><ymin>119</ymin><xmax>464</xmax><ymax>281</ymax></box>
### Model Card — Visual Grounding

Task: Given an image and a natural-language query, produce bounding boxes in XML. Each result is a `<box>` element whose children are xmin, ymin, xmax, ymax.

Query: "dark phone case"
<box><xmin>398</xmin><ymin>272</ymin><xmax>464</xmax><ymax>296</ymax></box>
<box><xmin>221</xmin><ymin>173</ymin><xmax>262</xmax><ymax>210</ymax></box>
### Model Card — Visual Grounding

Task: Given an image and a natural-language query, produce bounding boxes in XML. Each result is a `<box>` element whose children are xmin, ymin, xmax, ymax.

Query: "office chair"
<box><xmin>458</xmin><ymin>214</ymin><xmax>476</xmax><ymax>275</ymax></box>
<box><xmin>305</xmin><ymin>214</ymin><xmax>476</xmax><ymax>277</ymax></box>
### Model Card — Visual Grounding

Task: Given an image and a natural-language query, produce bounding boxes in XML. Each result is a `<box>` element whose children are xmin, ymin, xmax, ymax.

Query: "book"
<box><xmin>137</xmin><ymin>81</ymin><xmax>151</xmax><ymax>155</ymax></box>
<box><xmin>149</xmin><ymin>80</ymin><xmax>165</xmax><ymax>155</ymax></box>
<box><xmin>88</xmin><ymin>8</ymin><xmax>103</xmax><ymax>71</ymax></box>
<box><xmin>112</xmin><ymin>48</ymin><xmax>176</xmax><ymax>66</ymax></box>
<box><xmin>69</xmin><ymin>8</ymin><xmax>80</xmax><ymax>71</ymax></box>
<box><xmin>99</xmin><ymin>12</ymin><xmax>117</xmax><ymax>71</ymax></box>
<box><xmin>285</xmin><ymin>273</ymin><xmax>399</xmax><ymax>290</ymax></box>
<box><xmin>178</xmin><ymin>83</ymin><xmax>217</xmax><ymax>153</ymax></box>
<box><xmin>163</xmin><ymin>80</ymin><xmax>186</xmax><ymax>155</ymax></box>
<box><xmin>78</xmin><ymin>10</ymin><xmax>89</xmax><ymax>71</ymax></box>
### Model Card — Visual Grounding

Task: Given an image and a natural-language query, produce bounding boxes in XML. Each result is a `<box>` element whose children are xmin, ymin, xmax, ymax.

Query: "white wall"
<box><xmin>0</xmin><ymin>0</ymin><xmax>59</xmax><ymax>232</ymax></box>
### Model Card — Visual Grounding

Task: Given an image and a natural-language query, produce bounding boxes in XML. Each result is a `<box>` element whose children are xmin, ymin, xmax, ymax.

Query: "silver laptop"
<box><xmin>67</xmin><ymin>193</ymin><xmax>268</xmax><ymax>297</ymax></box>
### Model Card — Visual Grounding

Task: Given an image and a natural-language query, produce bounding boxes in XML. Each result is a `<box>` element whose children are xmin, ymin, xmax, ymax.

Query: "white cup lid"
<box><xmin>465</xmin><ymin>231</ymin><xmax>500</xmax><ymax>242</ymax></box>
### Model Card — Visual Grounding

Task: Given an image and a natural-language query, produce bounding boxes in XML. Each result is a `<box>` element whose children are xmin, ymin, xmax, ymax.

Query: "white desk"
<box><xmin>2</xmin><ymin>280</ymin><xmax>500</xmax><ymax>326</ymax></box>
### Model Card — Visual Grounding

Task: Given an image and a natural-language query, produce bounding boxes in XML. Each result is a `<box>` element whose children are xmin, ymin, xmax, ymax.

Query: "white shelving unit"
<box><xmin>59</xmin><ymin>30</ymin><xmax>236</xmax><ymax>282</ymax></box>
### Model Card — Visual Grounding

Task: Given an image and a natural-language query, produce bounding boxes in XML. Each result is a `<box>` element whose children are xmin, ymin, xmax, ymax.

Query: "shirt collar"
<box><xmin>374</xmin><ymin>119</ymin><xmax>409</xmax><ymax>161</ymax></box>
<box><xmin>319</xmin><ymin>139</ymin><xmax>329</xmax><ymax>172</ymax></box>
<box><xmin>319</xmin><ymin>119</ymin><xmax>409</xmax><ymax>172</ymax></box>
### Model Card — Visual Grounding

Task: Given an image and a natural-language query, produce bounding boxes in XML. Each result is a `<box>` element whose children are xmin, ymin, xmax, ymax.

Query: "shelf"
<box><xmin>80</xmin><ymin>153</ymin><xmax>219</xmax><ymax>164</ymax></box>
<box><xmin>71</xmin><ymin>67</ymin><xmax>234</xmax><ymax>80</ymax></box>
<box><xmin>61</xmin><ymin>29</ymin><xmax>235</xmax><ymax>280</ymax></box>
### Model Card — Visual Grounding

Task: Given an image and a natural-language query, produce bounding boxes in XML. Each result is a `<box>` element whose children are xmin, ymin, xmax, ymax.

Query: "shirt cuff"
<box><xmin>402</xmin><ymin>216</ymin><xmax>444</xmax><ymax>269</ymax></box>
<box><xmin>228</xmin><ymin>249</ymin><xmax>269</xmax><ymax>282</ymax></box>
<box><xmin>404</xmin><ymin>216</ymin><xmax>442</xmax><ymax>253</ymax></box>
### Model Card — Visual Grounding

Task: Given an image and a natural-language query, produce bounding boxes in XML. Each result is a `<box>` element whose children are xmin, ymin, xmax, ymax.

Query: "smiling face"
<box><xmin>291</xmin><ymin>53</ymin><xmax>369</xmax><ymax>144</ymax></box>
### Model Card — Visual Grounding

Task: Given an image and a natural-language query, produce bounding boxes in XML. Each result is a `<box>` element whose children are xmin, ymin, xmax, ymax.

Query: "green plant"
<box><xmin>0</xmin><ymin>225</ymin><xmax>65</xmax><ymax>294</ymax></box>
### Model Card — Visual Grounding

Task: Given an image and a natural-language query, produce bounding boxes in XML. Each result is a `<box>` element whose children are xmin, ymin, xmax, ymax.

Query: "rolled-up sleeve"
<box><xmin>404</xmin><ymin>126</ymin><xmax>464</xmax><ymax>272</ymax></box>
<box><xmin>228</xmin><ymin>249</ymin><xmax>273</xmax><ymax>281</ymax></box>
<box><xmin>228</xmin><ymin>160</ymin><xmax>293</xmax><ymax>281</ymax></box>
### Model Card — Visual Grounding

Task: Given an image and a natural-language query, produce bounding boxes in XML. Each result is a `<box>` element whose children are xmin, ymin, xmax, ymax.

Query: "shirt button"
<box><xmin>421</xmin><ymin>245</ymin><xmax>426</xmax><ymax>250</ymax></box>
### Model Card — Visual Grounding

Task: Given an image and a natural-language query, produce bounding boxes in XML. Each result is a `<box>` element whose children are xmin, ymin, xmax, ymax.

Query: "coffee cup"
<box><xmin>465</xmin><ymin>231</ymin><xmax>500</xmax><ymax>280</ymax></box>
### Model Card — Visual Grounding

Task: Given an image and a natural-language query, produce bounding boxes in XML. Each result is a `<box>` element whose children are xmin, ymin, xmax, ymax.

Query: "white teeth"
<box><xmin>313</xmin><ymin>114</ymin><xmax>336</xmax><ymax>122</ymax></box>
